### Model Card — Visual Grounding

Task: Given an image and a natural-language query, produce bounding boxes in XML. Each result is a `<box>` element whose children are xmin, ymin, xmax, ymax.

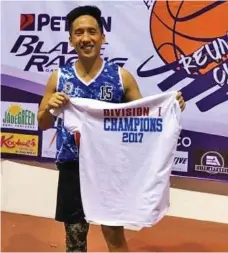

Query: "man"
<box><xmin>37</xmin><ymin>5</ymin><xmax>185</xmax><ymax>252</ymax></box>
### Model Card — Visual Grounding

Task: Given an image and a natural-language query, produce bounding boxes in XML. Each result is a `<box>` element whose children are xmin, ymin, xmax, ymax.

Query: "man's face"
<box><xmin>69</xmin><ymin>15</ymin><xmax>105</xmax><ymax>60</ymax></box>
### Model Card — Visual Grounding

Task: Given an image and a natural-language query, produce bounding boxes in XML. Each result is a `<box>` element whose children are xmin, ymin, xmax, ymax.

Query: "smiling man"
<box><xmin>37</xmin><ymin>5</ymin><xmax>185</xmax><ymax>252</ymax></box>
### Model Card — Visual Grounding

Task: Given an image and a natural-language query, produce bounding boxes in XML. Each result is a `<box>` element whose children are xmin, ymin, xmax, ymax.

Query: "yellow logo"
<box><xmin>8</xmin><ymin>104</ymin><xmax>22</xmax><ymax>116</ymax></box>
<box><xmin>1</xmin><ymin>133</ymin><xmax>38</xmax><ymax>156</ymax></box>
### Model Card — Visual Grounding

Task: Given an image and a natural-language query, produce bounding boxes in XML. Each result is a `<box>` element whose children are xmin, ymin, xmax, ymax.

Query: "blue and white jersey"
<box><xmin>55</xmin><ymin>60</ymin><xmax>125</xmax><ymax>163</ymax></box>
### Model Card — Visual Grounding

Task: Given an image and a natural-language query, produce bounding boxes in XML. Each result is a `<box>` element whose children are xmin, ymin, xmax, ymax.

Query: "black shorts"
<box><xmin>55</xmin><ymin>161</ymin><xmax>86</xmax><ymax>224</ymax></box>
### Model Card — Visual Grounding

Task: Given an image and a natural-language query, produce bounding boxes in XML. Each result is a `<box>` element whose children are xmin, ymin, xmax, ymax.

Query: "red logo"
<box><xmin>20</xmin><ymin>14</ymin><xmax>35</xmax><ymax>31</ymax></box>
<box><xmin>1</xmin><ymin>135</ymin><xmax>36</xmax><ymax>149</ymax></box>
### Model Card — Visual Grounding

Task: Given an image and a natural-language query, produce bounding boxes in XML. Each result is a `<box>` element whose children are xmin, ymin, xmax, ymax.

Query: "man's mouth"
<box><xmin>80</xmin><ymin>45</ymin><xmax>94</xmax><ymax>52</ymax></box>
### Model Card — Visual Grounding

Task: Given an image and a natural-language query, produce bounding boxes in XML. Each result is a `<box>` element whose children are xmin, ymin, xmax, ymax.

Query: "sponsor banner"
<box><xmin>41</xmin><ymin>128</ymin><xmax>57</xmax><ymax>159</ymax></box>
<box><xmin>3</xmin><ymin>2</ymin><xmax>128</xmax><ymax>75</ymax></box>
<box><xmin>1</xmin><ymin>132</ymin><xmax>39</xmax><ymax>156</ymax></box>
<box><xmin>1</xmin><ymin>102</ymin><xmax>38</xmax><ymax>131</ymax></box>
<box><xmin>1</xmin><ymin>1</ymin><xmax>228</xmax><ymax>182</ymax></box>
<box><xmin>172</xmin><ymin>129</ymin><xmax>228</xmax><ymax>181</ymax></box>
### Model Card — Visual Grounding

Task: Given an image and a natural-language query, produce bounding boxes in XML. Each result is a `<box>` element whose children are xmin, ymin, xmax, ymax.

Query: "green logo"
<box><xmin>2</xmin><ymin>104</ymin><xmax>36</xmax><ymax>129</ymax></box>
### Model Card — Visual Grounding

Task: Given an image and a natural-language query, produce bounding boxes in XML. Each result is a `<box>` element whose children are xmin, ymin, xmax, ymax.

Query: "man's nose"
<box><xmin>81</xmin><ymin>32</ymin><xmax>90</xmax><ymax>42</ymax></box>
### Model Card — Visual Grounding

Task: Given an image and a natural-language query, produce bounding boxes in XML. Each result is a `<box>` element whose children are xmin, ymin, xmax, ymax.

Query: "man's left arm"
<box><xmin>120</xmin><ymin>68</ymin><xmax>143</xmax><ymax>102</ymax></box>
<box><xmin>120</xmin><ymin>67</ymin><xmax>186</xmax><ymax>111</ymax></box>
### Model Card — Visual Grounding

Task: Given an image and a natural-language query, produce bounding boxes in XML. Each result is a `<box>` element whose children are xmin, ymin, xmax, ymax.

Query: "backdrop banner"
<box><xmin>1</xmin><ymin>1</ymin><xmax>228</xmax><ymax>182</ymax></box>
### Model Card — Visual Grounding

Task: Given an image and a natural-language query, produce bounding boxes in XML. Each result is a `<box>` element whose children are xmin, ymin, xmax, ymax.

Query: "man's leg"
<box><xmin>101</xmin><ymin>225</ymin><xmax>129</xmax><ymax>252</ymax></box>
<box><xmin>64</xmin><ymin>221</ymin><xmax>89</xmax><ymax>252</ymax></box>
<box><xmin>55</xmin><ymin>161</ymin><xmax>89</xmax><ymax>252</ymax></box>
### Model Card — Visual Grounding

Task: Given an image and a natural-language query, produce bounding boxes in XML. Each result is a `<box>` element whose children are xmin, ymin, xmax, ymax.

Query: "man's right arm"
<box><xmin>37</xmin><ymin>71</ymin><xmax>58</xmax><ymax>130</ymax></box>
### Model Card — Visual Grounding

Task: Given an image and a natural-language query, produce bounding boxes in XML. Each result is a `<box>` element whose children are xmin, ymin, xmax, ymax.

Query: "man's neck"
<box><xmin>76</xmin><ymin>56</ymin><xmax>103</xmax><ymax>76</ymax></box>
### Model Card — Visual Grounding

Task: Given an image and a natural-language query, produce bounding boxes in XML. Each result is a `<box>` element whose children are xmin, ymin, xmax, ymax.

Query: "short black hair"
<box><xmin>66</xmin><ymin>5</ymin><xmax>103</xmax><ymax>35</ymax></box>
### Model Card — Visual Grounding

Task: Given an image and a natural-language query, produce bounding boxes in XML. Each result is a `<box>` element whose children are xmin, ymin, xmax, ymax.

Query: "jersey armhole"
<box><xmin>118</xmin><ymin>66</ymin><xmax>125</xmax><ymax>94</ymax></box>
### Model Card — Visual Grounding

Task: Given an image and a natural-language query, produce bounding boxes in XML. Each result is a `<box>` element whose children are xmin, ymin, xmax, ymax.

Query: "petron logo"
<box><xmin>20</xmin><ymin>13</ymin><xmax>112</xmax><ymax>32</ymax></box>
<box><xmin>20</xmin><ymin>14</ymin><xmax>35</xmax><ymax>31</ymax></box>
<box><xmin>195</xmin><ymin>151</ymin><xmax>228</xmax><ymax>175</ymax></box>
<box><xmin>11</xmin><ymin>13</ymin><xmax>128</xmax><ymax>72</ymax></box>
<box><xmin>139</xmin><ymin>0</ymin><xmax>228</xmax><ymax>112</ymax></box>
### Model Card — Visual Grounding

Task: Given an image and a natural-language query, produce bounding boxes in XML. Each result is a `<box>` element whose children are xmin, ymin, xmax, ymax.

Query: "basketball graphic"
<box><xmin>137</xmin><ymin>0</ymin><xmax>228</xmax><ymax>112</ymax></box>
<box><xmin>150</xmin><ymin>1</ymin><xmax>228</xmax><ymax>68</ymax></box>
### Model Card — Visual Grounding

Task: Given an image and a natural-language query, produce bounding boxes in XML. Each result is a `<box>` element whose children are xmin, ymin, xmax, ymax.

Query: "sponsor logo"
<box><xmin>1</xmin><ymin>102</ymin><xmax>38</xmax><ymax>131</ymax></box>
<box><xmin>20</xmin><ymin>14</ymin><xmax>35</xmax><ymax>31</ymax></box>
<box><xmin>172</xmin><ymin>151</ymin><xmax>188</xmax><ymax>172</ymax></box>
<box><xmin>1</xmin><ymin>133</ymin><xmax>38</xmax><ymax>156</ymax></box>
<box><xmin>195</xmin><ymin>150</ymin><xmax>228</xmax><ymax>175</ymax></box>
<box><xmin>20</xmin><ymin>13</ymin><xmax>112</xmax><ymax>32</ymax></box>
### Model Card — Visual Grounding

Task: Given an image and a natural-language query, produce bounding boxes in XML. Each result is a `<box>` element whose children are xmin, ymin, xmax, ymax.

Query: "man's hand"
<box><xmin>176</xmin><ymin>91</ymin><xmax>185</xmax><ymax>111</ymax></box>
<box><xmin>45</xmin><ymin>92</ymin><xmax>69</xmax><ymax>111</ymax></box>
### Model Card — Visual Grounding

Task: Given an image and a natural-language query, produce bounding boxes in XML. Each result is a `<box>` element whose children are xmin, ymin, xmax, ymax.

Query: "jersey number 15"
<box><xmin>100</xmin><ymin>86</ymin><xmax>113</xmax><ymax>101</ymax></box>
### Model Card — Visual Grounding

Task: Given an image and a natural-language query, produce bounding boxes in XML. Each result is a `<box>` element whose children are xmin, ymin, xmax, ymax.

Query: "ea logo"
<box><xmin>195</xmin><ymin>150</ymin><xmax>228</xmax><ymax>175</ymax></box>
<box><xmin>201</xmin><ymin>151</ymin><xmax>224</xmax><ymax>168</ymax></box>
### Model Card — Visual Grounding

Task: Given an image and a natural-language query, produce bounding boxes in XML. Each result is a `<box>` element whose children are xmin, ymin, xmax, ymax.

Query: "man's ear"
<box><xmin>102</xmin><ymin>34</ymin><xmax>106</xmax><ymax>44</ymax></box>
<box><xmin>69</xmin><ymin>36</ymin><xmax>73</xmax><ymax>47</ymax></box>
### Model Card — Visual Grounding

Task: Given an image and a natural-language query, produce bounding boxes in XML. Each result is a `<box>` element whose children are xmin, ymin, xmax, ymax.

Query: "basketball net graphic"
<box><xmin>138</xmin><ymin>0</ymin><xmax>228</xmax><ymax>112</ymax></box>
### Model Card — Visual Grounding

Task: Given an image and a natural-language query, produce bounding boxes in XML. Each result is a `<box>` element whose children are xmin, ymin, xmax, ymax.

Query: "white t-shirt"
<box><xmin>51</xmin><ymin>91</ymin><xmax>182</xmax><ymax>227</ymax></box>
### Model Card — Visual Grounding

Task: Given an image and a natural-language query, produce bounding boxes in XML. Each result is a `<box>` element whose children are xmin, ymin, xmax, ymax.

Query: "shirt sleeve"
<box><xmin>50</xmin><ymin>100</ymin><xmax>83</xmax><ymax>134</ymax></box>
